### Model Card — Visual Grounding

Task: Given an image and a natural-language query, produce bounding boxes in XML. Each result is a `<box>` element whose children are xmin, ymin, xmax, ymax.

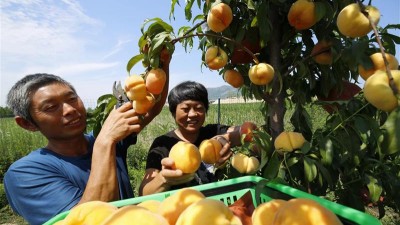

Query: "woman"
<box><xmin>139</xmin><ymin>81</ymin><xmax>242</xmax><ymax>196</ymax></box>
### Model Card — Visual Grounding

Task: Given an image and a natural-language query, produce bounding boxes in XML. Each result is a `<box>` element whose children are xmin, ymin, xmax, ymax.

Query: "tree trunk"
<box><xmin>267</xmin><ymin>6</ymin><xmax>286</xmax><ymax>140</ymax></box>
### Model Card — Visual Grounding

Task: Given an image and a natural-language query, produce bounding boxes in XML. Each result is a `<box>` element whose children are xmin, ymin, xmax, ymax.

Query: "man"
<box><xmin>4</xmin><ymin>55</ymin><xmax>169</xmax><ymax>224</ymax></box>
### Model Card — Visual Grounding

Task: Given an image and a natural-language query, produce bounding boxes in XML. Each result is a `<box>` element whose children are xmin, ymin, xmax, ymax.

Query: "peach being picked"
<box><xmin>168</xmin><ymin>141</ymin><xmax>201</xmax><ymax>173</ymax></box>
<box><xmin>240</xmin><ymin>121</ymin><xmax>258</xmax><ymax>142</ymax></box>
<box><xmin>124</xmin><ymin>75</ymin><xmax>147</xmax><ymax>101</ymax></box>
<box><xmin>199</xmin><ymin>138</ymin><xmax>222</xmax><ymax>164</ymax></box>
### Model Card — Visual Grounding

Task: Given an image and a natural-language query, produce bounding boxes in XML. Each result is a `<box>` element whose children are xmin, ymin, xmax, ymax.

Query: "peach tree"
<box><xmin>87</xmin><ymin>0</ymin><xmax>400</xmax><ymax>218</ymax></box>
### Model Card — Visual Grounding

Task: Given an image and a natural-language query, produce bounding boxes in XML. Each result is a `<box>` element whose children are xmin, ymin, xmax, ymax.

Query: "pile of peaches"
<box><xmin>54</xmin><ymin>183</ymin><xmax>342</xmax><ymax>225</ymax></box>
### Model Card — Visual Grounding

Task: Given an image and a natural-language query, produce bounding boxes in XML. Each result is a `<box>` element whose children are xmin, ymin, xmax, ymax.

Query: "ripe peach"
<box><xmin>248</xmin><ymin>63</ymin><xmax>275</xmax><ymax>85</ymax></box>
<box><xmin>231</xmin><ymin>28</ymin><xmax>261</xmax><ymax>65</ymax></box>
<box><xmin>337</xmin><ymin>3</ymin><xmax>380</xmax><ymax>38</ymax></box>
<box><xmin>132</xmin><ymin>93</ymin><xmax>155</xmax><ymax>115</ymax></box>
<box><xmin>274</xmin><ymin>131</ymin><xmax>306</xmax><ymax>153</ymax></box>
<box><xmin>169</xmin><ymin>141</ymin><xmax>202</xmax><ymax>173</ymax></box>
<box><xmin>199</xmin><ymin>138</ymin><xmax>222</xmax><ymax>164</ymax></box>
<box><xmin>146</xmin><ymin>68</ymin><xmax>167</xmax><ymax>95</ymax></box>
<box><xmin>252</xmin><ymin>199</ymin><xmax>287</xmax><ymax>225</ymax></box>
<box><xmin>358</xmin><ymin>52</ymin><xmax>399</xmax><ymax>81</ymax></box>
<box><xmin>205</xmin><ymin>46</ymin><xmax>228</xmax><ymax>70</ymax></box>
<box><xmin>63</xmin><ymin>201</ymin><xmax>117</xmax><ymax>225</ymax></box>
<box><xmin>175</xmin><ymin>198</ymin><xmax>242</xmax><ymax>225</ymax></box>
<box><xmin>223</xmin><ymin>69</ymin><xmax>244</xmax><ymax>88</ymax></box>
<box><xmin>273</xmin><ymin>198</ymin><xmax>343</xmax><ymax>225</ymax></box>
<box><xmin>159</xmin><ymin>188</ymin><xmax>205</xmax><ymax>225</ymax></box>
<box><xmin>137</xmin><ymin>199</ymin><xmax>161</xmax><ymax>213</ymax></box>
<box><xmin>288</xmin><ymin>0</ymin><xmax>317</xmax><ymax>30</ymax></box>
<box><xmin>317</xmin><ymin>81</ymin><xmax>362</xmax><ymax>114</ymax></box>
<box><xmin>207</xmin><ymin>3</ymin><xmax>233</xmax><ymax>33</ymax></box>
<box><xmin>231</xmin><ymin>152</ymin><xmax>260</xmax><ymax>174</ymax></box>
<box><xmin>240</xmin><ymin>121</ymin><xmax>258</xmax><ymax>142</ymax></box>
<box><xmin>363</xmin><ymin>70</ymin><xmax>400</xmax><ymax>112</ymax></box>
<box><xmin>100</xmin><ymin>205</ymin><xmax>169</xmax><ymax>225</ymax></box>
<box><xmin>311</xmin><ymin>40</ymin><xmax>333</xmax><ymax>65</ymax></box>
<box><xmin>125</xmin><ymin>75</ymin><xmax>147</xmax><ymax>101</ymax></box>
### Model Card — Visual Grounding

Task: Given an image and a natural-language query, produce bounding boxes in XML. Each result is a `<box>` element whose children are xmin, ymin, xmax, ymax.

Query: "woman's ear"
<box><xmin>15</xmin><ymin>116</ymin><xmax>38</xmax><ymax>132</ymax></box>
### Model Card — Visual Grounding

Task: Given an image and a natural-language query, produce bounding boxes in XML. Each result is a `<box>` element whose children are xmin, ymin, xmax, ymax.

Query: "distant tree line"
<box><xmin>0</xmin><ymin>106</ymin><xmax>13</xmax><ymax>118</ymax></box>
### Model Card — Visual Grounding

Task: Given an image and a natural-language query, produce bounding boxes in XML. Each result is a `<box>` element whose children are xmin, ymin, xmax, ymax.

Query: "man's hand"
<box><xmin>97</xmin><ymin>102</ymin><xmax>141</xmax><ymax>144</ymax></box>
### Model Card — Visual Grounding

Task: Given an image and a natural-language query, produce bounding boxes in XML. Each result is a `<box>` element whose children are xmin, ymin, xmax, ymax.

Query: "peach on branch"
<box><xmin>274</xmin><ymin>131</ymin><xmax>306</xmax><ymax>153</ymax></box>
<box><xmin>168</xmin><ymin>141</ymin><xmax>201</xmax><ymax>173</ymax></box>
<box><xmin>132</xmin><ymin>93</ymin><xmax>155</xmax><ymax>115</ymax></box>
<box><xmin>337</xmin><ymin>3</ymin><xmax>380</xmax><ymax>38</ymax></box>
<box><xmin>223</xmin><ymin>69</ymin><xmax>244</xmax><ymax>88</ymax></box>
<box><xmin>125</xmin><ymin>75</ymin><xmax>147</xmax><ymax>101</ymax></box>
<box><xmin>287</xmin><ymin>0</ymin><xmax>317</xmax><ymax>30</ymax></box>
<box><xmin>145</xmin><ymin>68</ymin><xmax>167</xmax><ymax>95</ymax></box>
<box><xmin>363</xmin><ymin>70</ymin><xmax>400</xmax><ymax>112</ymax></box>
<box><xmin>231</xmin><ymin>152</ymin><xmax>260</xmax><ymax>174</ymax></box>
<box><xmin>206</xmin><ymin>2</ymin><xmax>233</xmax><ymax>33</ymax></box>
<box><xmin>358</xmin><ymin>52</ymin><xmax>399</xmax><ymax>81</ymax></box>
<box><xmin>205</xmin><ymin>46</ymin><xmax>228</xmax><ymax>70</ymax></box>
<box><xmin>248</xmin><ymin>63</ymin><xmax>275</xmax><ymax>85</ymax></box>
<box><xmin>311</xmin><ymin>40</ymin><xmax>333</xmax><ymax>65</ymax></box>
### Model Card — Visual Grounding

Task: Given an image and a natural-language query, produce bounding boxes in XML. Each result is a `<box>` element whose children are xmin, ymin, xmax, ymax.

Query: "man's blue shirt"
<box><xmin>4</xmin><ymin>133</ymin><xmax>135</xmax><ymax>225</ymax></box>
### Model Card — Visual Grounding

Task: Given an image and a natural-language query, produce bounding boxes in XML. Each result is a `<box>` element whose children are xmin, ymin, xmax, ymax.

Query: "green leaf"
<box><xmin>381</xmin><ymin>107</ymin><xmax>400</xmax><ymax>155</ymax></box>
<box><xmin>262</xmin><ymin>152</ymin><xmax>281</xmax><ymax>180</ymax></box>
<box><xmin>366</xmin><ymin>175</ymin><xmax>383</xmax><ymax>203</ymax></box>
<box><xmin>126</xmin><ymin>54</ymin><xmax>145</xmax><ymax>73</ymax></box>
<box><xmin>319</xmin><ymin>137</ymin><xmax>333</xmax><ymax>165</ymax></box>
<box><xmin>304</xmin><ymin>157</ymin><xmax>317</xmax><ymax>182</ymax></box>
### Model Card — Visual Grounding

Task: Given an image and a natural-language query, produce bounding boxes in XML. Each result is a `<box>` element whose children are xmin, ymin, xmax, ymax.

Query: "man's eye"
<box><xmin>44</xmin><ymin>105</ymin><xmax>58</xmax><ymax>112</ymax></box>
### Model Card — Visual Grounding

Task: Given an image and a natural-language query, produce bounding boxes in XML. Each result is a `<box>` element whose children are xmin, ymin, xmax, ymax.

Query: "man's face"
<box><xmin>29</xmin><ymin>83</ymin><xmax>87</xmax><ymax>140</ymax></box>
<box><xmin>175</xmin><ymin>100</ymin><xmax>206</xmax><ymax>135</ymax></box>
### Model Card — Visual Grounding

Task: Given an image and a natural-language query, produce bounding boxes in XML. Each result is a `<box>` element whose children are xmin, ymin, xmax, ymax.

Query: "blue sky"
<box><xmin>1</xmin><ymin>0</ymin><xmax>399</xmax><ymax>108</ymax></box>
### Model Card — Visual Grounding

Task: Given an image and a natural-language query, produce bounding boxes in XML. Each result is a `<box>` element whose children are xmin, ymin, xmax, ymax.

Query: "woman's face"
<box><xmin>175</xmin><ymin>100</ymin><xmax>206</xmax><ymax>135</ymax></box>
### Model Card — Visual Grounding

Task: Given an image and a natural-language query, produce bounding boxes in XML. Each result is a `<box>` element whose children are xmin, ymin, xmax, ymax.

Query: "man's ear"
<box><xmin>15</xmin><ymin>116</ymin><xmax>38</xmax><ymax>132</ymax></box>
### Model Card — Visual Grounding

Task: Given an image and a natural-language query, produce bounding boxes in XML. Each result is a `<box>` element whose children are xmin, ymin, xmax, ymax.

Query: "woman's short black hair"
<box><xmin>167</xmin><ymin>81</ymin><xmax>209</xmax><ymax>115</ymax></box>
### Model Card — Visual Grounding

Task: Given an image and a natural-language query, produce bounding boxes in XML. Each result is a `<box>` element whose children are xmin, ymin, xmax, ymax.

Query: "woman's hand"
<box><xmin>158</xmin><ymin>157</ymin><xmax>195</xmax><ymax>186</ymax></box>
<box><xmin>213</xmin><ymin>136</ymin><xmax>233</xmax><ymax>168</ymax></box>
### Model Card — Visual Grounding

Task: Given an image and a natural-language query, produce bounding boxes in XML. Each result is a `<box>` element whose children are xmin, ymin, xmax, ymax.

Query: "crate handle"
<box><xmin>255</xmin><ymin>178</ymin><xmax>269</xmax><ymax>206</ymax></box>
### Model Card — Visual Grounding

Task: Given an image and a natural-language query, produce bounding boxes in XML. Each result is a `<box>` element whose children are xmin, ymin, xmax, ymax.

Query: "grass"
<box><xmin>0</xmin><ymin>102</ymin><xmax>398</xmax><ymax>224</ymax></box>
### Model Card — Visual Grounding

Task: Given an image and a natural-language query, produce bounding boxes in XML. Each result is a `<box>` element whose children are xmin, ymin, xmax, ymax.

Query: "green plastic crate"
<box><xmin>44</xmin><ymin>175</ymin><xmax>381</xmax><ymax>225</ymax></box>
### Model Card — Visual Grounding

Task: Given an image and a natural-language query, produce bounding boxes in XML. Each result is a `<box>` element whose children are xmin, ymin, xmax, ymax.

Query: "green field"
<box><xmin>1</xmin><ymin>102</ymin><xmax>397</xmax><ymax>224</ymax></box>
